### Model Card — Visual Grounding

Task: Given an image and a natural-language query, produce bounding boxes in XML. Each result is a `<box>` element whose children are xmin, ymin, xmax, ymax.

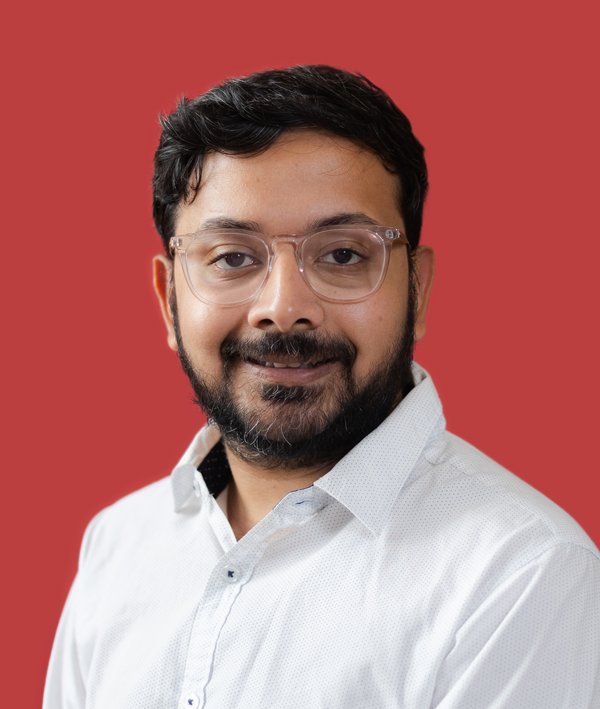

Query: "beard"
<box><xmin>171</xmin><ymin>278</ymin><xmax>417</xmax><ymax>470</ymax></box>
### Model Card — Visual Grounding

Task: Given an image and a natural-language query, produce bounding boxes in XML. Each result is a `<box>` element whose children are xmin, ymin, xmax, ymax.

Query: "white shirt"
<box><xmin>44</xmin><ymin>365</ymin><xmax>600</xmax><ymax>708</ymax></box>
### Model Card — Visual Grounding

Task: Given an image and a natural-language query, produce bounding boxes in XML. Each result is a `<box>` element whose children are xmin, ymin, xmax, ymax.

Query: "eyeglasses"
<box><xmin>169</xmin><ymin>224</ymin><xmax>408</xmax><ymax>306</ymax></box>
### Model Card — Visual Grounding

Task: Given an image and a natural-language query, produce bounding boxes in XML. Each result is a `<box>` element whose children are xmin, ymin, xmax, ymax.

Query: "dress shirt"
<box><xmin>44</xmin><ymin>365</ymin><xmax>600</xmax><ymax>708</ymax></box>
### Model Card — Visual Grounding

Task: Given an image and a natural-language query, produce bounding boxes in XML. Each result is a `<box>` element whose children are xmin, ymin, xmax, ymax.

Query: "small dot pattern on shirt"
<box><xmin>43</xmin><ymin>365</ymin><xmax>600</xmax><ymax>709</ymax></box>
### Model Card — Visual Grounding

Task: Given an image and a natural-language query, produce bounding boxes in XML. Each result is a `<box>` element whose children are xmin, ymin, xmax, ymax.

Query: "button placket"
<box><xmin>178</xmin><ymin>507</ymin><xmax>289</xmax><ymax>706</ymax></box>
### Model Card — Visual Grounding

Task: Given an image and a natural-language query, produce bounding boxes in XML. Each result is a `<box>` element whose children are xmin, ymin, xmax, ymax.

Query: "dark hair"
<box><xmin>152</xmin><ymin>65</ymin><xmax>428</xmax><ymax>252</ymax></box>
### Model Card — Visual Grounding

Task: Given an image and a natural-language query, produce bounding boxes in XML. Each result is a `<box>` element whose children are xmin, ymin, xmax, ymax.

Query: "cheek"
<box><xmin>175</xmin><ymin>288</ymin><xmax>242</xmax><ymax>364</ymax></box>
<box><xmin>342</xmin><ymin>284</ymin><xmax>409</xmax><ymax>377</ymax></box>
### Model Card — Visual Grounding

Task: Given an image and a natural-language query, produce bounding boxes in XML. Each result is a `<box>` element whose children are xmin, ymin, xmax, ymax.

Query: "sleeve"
<box><xmin>43</xmin><ymin>510</ymin><xmax>106</xmax><ymax>709</ymax></box>
<box><xmin>431</xmin><ymin>543</ymin><xmax>600</xmax><ymax>709</ymax></box>
<box><xmin>42</xmin><ymin>576</ymin><xmax>86</xmax><ymax>709</ymax></box>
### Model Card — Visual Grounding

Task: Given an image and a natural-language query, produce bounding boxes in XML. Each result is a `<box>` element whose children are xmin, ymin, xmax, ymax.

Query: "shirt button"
<box><xmin>183</xmin><ymin>693</ymin><xmax>199</xmax><ymax>707</ymax></box>
<box><xmin>225</xmin><ymin>566</ymin><xmax>239</xmax><ymax>583</ymax></box>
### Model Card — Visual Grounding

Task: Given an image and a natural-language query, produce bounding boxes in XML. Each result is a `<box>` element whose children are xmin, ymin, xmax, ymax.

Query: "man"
<box><xmin>44</xmin><ymin>65</ymin><xmax>600</xmax><ymax>708</ymax></box>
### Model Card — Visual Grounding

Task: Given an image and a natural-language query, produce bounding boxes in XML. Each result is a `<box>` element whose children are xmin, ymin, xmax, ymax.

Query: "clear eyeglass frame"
<box><xmin>169</xmin><ymin>224</ymin><xmax>409</xmax><ymax>306</ymax></box>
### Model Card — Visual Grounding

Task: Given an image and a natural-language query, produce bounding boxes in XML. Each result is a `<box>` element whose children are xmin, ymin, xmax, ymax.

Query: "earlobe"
<box><xmin>152</xmin><ymin>255</ymin><xmax>178</xmax><ymax>352</ymax></box>
<box><xmin>412</xmin><ymin>246</ymin><xmax>435</xmax><ymax>342</ymax></box>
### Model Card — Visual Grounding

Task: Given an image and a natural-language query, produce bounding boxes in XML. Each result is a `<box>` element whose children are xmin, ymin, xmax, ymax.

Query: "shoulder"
<box><xmin>78</xmin><ymin>476</ymin><xmax>174</xmax><ymax>568</ymax></box>
<box><xmin>438</xmin><ymin>431</ymin><xmax>595</xmax><ymax>549</ymax></box>
<box><xmin>387</xmin><ymin>429</ymin><xmax>599</xmax><ymax>589</ymax></box>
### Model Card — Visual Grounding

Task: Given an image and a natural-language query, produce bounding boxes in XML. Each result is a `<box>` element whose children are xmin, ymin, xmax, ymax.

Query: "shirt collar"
<box><xmin>171</xmin><ymin>424</ymin><xmax>222</xmax><ymax>512</ymax></box>
<box><xmin>170</xmin><ymin>362</ymin><xmax>445</xmax><ymax>532</ymax></box>
<box><xmin>314</xmin><ymin>363</ymin><xmax>445</xmax><ymax>534</ymax></box>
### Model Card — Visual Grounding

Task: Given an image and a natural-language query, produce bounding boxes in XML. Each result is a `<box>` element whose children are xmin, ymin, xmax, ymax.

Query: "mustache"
<box><xmin>221</xmin><ymin>332</ymin><xmax>356</xmax><ymax>366</ymax></box>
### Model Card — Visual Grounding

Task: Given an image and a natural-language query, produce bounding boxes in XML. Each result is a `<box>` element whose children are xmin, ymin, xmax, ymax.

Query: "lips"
<box><xmin>220</xmin><ymin>333</ymin><xmax>357</xmax><ymax>373</ymax></box>
<box><xmin>249</xmin><ymin>358</ymin><xmax>330</xmax><ymax>369</ymax></box>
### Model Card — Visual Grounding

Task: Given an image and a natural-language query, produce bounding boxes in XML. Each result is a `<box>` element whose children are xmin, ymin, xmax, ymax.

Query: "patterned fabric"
<box><xmin>44</xmin><ymin>364</ymin><xmax>600</xmax><ymax>708</ymax></box>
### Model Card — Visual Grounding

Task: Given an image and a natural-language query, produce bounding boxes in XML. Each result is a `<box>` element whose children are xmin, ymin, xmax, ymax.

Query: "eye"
<box><xmin>212</xmin><ymin>251</ymin><xmax>258</xmax><ymax>270</ymax></box>
<box><xmin>318</xmin><ymin>247</ymin><xmax>365</xmax><ymax>266</ymax></box>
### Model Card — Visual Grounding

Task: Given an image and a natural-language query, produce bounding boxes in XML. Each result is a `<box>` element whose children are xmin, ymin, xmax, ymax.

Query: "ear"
<box><xmin>412</xmin><ymin>246</ymin><xmax>435</xmax><ymax>342</ymax></box>
<box><xmin>152</xmin><ymin>255</ymin><xmax>178</xmax><ymax>352</ymax></box>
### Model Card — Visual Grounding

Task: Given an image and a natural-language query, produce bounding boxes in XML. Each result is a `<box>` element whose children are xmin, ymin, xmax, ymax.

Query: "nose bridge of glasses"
<box><xmin>268</xmin><ymin>234</ymin><xmax>306</xmax><ymax>273</ymax></box>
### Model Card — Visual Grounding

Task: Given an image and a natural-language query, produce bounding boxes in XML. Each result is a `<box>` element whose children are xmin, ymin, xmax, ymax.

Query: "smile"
<box><xmin>258</xmin><ymin>361</ymin><xmax>322</xmax><ymax>369</ymax></box>
<box><xmin>246</xmin><ymin>357</ymin><xmax>331</xmax><ymax>369</ymax></box>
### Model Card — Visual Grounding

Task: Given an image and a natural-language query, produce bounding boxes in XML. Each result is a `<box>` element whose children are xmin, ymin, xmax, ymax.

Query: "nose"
<box><xmin>246</xmin><ymin>245</ymin><xmax>325</xmax><ymax>332</ymax></box>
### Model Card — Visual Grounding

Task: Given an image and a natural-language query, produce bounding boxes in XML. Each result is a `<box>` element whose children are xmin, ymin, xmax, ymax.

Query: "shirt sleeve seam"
<box><xmin>436</xmin><ymin>451</ymin><xmax>599</xmax><ymax>552</ymax></box>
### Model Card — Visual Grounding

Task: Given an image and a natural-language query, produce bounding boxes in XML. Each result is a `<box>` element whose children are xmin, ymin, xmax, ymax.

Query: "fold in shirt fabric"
<box><xmin>44</xmin><ymin>364</ymin><xmax>600</xmax><ymax>708</ymax></box>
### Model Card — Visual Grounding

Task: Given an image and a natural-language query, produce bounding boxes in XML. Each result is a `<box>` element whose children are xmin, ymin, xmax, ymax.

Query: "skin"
<box><xmin>154</xmin><ymin>130</ymin><xmax>434</xmax><ymax>539</ymax></box>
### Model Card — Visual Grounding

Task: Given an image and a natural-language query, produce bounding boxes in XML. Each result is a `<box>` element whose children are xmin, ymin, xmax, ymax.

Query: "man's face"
<box><xmin>154</xmin><ymin>130</ymin><xmax>433</xmax><ymax>469</ymax></box>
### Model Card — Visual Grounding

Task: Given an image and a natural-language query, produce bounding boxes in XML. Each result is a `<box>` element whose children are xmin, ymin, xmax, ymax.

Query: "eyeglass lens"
<box><xmin>182</xmin><ymin>228</ymin><xmax>388</xmax><ymax>304</ymax></box>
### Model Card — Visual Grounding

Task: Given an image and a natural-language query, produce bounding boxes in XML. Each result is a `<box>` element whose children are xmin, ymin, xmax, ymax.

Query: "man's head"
<box><xmin>152</xmin><ymin>66</ymin><xmax>434</xmax><ymax>470</ymax></box>
<box><xmin>152</xmin><ymin>65</ymin><xmax>428</xmax><ymax>251</ymax></box>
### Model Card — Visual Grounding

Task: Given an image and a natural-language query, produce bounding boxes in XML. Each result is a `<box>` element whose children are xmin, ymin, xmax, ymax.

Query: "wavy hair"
<box><xmin>152</xmin><ymin>65</ymin><xmax>428</xmax><ymax>252</ymax></box>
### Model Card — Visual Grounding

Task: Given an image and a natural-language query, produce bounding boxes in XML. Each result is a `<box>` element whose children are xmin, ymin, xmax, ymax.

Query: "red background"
<box><xmin>3</xmin><ymin>0</ymin><xmax>598</xmax><ymax>703</ymax></box>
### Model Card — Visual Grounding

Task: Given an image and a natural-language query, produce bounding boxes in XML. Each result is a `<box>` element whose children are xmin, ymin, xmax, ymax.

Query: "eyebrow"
<box><xmin>199</xmin><ymin>217</ymin><xmax>262</xmax><ymax>232</ymax></box>
<box><xmin>197</xmin><ymin>212</ymin><xmax>380</xmax><ymax>234</ymax></box>
<box><xmin>308</xmin><ymin>212</ymin><xmax>380</xmax><ymax>230</ymax></box>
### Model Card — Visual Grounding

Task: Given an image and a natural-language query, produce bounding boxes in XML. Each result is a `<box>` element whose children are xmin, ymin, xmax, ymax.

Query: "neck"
<box><xmin>223</xmin><ymin>446</ymin><xmax>334</xmax><ymax>540</ymax></box>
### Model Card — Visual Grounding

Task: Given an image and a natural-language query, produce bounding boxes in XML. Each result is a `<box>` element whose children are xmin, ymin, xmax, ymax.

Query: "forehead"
<box><xmin>175</xmin><ymin>130</ymin><xmax>404</xmax><ymax>235</ymax></box>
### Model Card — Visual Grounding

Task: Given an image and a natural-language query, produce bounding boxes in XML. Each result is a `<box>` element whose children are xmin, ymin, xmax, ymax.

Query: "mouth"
<box><xmin>247</xmin><ymin>357</ymin><xmax>333</xmax><ymax>369</ymax></box>
<box><xmin>221</xmin><ymin>333</ymin><xmax>356</xmax><ymax>387</ymax></box>
<box><xmin>238</xmin><ymin>356</ymin><xmax>340</xmax><ymax>386</ymax></box>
